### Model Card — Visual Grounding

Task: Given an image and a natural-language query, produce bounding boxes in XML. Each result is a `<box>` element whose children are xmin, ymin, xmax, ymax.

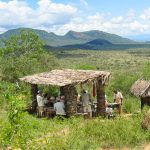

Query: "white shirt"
<box><xmin>54</xmin><ymin>102</ymin><xmax>66</xmax><ymax>115</ymax></box>
<box><xmin>82</xmin><ymin>93</ymin><xmax>90</xmax><ymax>106</ymax></box>
<box><xmin>37</xmin><ymin>95</ymin><xmax>44</xmax><ymax>107</ymax></box>
<box><xmin>114</xmin><ymin>92</ymin><xmax>123</xmax><ymax>103</ymax></box>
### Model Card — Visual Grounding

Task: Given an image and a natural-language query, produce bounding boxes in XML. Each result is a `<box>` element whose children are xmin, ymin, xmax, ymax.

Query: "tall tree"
<box><xmin>0</xmin><ymin>30</ymin><xmax>58</xmax><ymax>82</ymax></box>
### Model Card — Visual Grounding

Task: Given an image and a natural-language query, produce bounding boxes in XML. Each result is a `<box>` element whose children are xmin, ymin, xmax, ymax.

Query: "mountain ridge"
<box><xmin>0</xmin><ymin>28</ymin><xmax>137</xmax><ymax>47</ymax></box>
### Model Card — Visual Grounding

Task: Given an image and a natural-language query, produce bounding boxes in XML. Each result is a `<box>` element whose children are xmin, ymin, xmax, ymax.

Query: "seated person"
<box><xmin>60</xmin><ymin>95</ymin><xmax>65</xmax><ymax>103</ymax></box>
<box><xmin>54</xmin><ymin>97</ymin><xmax>66</xmax><ymax>116</ymax></box>
<box><xmin>48</xmin><ymin>96</ymin><xmax>55</xmax><ymax>107</ymax></box>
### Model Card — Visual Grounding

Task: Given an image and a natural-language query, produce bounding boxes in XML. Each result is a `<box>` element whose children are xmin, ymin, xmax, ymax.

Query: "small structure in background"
<box><xmin>19</xmin><ymin>69</ymin><xmax>110</xmax><ymax>117</ymax></box>
<box><xmin>131</xmin><ymin>79</ymin><xmax>150</xmax><ymax>109</ymax></box>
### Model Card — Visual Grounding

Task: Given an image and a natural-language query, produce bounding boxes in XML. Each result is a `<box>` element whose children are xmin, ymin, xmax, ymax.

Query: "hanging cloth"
<box><xmin>93</xmin><ymin>81</ymin><xmax>96</xmax><ymax>97</ymax></box>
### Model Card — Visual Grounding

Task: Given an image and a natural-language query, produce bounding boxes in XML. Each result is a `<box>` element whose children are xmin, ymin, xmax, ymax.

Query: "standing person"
<box><xmin>37</xmin><ymin>91</ymin><xmax>44</xmax><ymax>117</ymax></box>
<box><xmin>81</xmin><ymin>89</ymin><xmax>92</xmax><ymax>117</ymax></box>
<box><xmin>113</xmin><ymin>90</ymin><xmax>123</xmax><ymax>114</ymax></box>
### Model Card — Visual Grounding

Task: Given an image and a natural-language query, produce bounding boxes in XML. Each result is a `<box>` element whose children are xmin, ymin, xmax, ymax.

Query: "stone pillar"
<box><xmin>96</xmin><ymin>79</ymin><xmax>106</xmax><ymax>116</ymax></box>
<box><xmin>60</xmin><ymin>85</ymin><xmax>78</xmax><ymax>116</ymax></box>
<box><xmin>31</xmin><ymin>84</ymin><xmax>38</xmax><ymax>112</ymax></box>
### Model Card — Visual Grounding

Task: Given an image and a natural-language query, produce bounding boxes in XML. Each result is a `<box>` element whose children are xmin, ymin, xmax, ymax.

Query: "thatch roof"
<box><xmin>19</xmin><ymin>69</ymin><xmax>110</xmax><ymax>87</ymax></box>
<box><xmin>131</xmin><ymin>79</ymin><xmax>150</xmax><ymax>98</ymax></box>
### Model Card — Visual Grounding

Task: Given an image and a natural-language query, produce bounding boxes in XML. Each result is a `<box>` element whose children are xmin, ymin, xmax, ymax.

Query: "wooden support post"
<box><xmin>141</xmin><ymin>98</ymin><xmax>144</xmax><ymax>110</ymax></box>
<box><xmin>96</xmin><ymin>79</ymin><xmax>106</xmax><ymax>116</ymax></box>
<box><xmin>31</xmin><ymin>84</ymin><xmax>38</xmax><ymax>112</ymax></box>
<box><xmin>60</xmin><ymin>85</ymin><xmax>78</xmax><ymax>116</ymax></box>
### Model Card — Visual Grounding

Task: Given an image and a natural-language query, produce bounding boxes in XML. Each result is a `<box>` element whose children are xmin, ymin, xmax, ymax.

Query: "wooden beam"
<box><xmin>96</xmin><ymin>79</ymin><xmax>106</xmax><ymax>116</ymax></box>
<box><xmin>60</xmin><ymin>85</ymin><xmax>78</xmax><ymax>116</ymax></box>
<box><xmin>31</xmin><ymin>84</ymin><xmax>38</xmax><ymax>112</ymax></box>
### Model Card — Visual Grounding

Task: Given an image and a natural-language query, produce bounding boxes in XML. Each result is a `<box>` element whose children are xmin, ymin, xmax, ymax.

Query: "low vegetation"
<box><xmin>0</xmin><ymin>31</ymin><xmax>150</xmax><ymax>149</ymax></box>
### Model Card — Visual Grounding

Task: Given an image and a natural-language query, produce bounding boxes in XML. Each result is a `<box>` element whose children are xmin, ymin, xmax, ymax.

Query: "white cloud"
<box><xmin>111</xmin><ymin>16</ymin><xmax>124</xmax><ymax>24</ymax></box>
<box><xmin>0</xmin><ymin>0</ymin><xmax>77</xmax><ymax>31</ymax></box>
<box><xmin>0</xmin><ymin>27</ymin><xmax>7</xmax><ymax>34</ymax></box>
<box><xmin>140</xmin><ymin>8</ymin><xmax>150</xmax><ymax>20</ymax></box>
<box><xmin>0</xmin><ymin>1</ymin><xmax>150</xmax><ymax>36</ymax></box>
<box><xmin>53</xmin><ymin>9</ymin><xmax>150</xmax><ymax>36</ymax></box>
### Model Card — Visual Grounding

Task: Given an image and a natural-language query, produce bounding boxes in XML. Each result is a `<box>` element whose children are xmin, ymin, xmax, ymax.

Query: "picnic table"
<box><xmin>44</xmin><ymin>107</ymin><xmax>56</xmax><ymax>118</ymax></box>
<box><xmin>107</xmin><ymin>103</ymin><xmax>120</xmax><ymax>108</ymax></box>
<box><xmin>107</xmin><ymin>103</ymin><xmax>121</xmax><ymax>114</ymax></box>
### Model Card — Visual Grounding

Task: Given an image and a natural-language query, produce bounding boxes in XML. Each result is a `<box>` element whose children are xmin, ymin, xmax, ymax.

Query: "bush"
<box><xmin>107</xmin><ymin>71</ymin><xmax>139</xmax><ymax>95</ymax></box>
<box><xmin>123</xmin><ymin>96</ymin><xmax>140</xmax><ymax>113</ymax></box>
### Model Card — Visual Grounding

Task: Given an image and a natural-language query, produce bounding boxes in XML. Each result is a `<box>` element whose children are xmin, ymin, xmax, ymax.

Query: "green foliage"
<box><xmin>76</xmin><ymin>64</ymin><xmax>97</xmax><ymax>70</ymax></box>
<box><xmin>107</xmin><ymin>71</ymin><xmax>139</xmax><ymax>95</ymax></box>
<box><xmin>66</xmin><ymin>115</ymin><xmax>149</xmax><ymax>149</ymax></box>
<box><xmin>0</xmin><ymin>89</ymin><xmax>26</xmax><ymax>147</ymax></box>
<box><xmin>141</xmin><ymin>62</ymin><xmax>150</xmax><ymax>79</ymax></box>
<box><xmin>2</xmin><ymin>30</ymin><xmax>44</xmax><ymax>56</ymax></box>
<box><xmin>39</xmin><ymin>85</ymin><xmax>60</xmax><ymax>97</ymax></box>
<box><xmin>0</xmin><ymin>30</ymin><xmax>58</xmax><ymax>82</ymax></box>
<box><xmin>123</xmin><ymin>96</ymin><xmax>140</xmax><ymax>113</ymax></box>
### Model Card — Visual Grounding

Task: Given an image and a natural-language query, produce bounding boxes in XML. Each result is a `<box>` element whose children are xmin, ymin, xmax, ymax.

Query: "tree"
<box><xmin>2</xmin><ymin>30</ymin><xmax>44</xmax><ymax>56</ymax></box>
<box><xmin>0</xmin><ymin>30</ymin><xmax>58</xmax><ymax>82</ymax></box>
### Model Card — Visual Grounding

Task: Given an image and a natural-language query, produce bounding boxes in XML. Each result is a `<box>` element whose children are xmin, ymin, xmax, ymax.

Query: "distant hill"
<box><xmin>58</xmin><ymin>38</ymin><xmax>113</xmax><ymax>50</ymax></box>
<box><xmin>56</xmin><ymin>38</ymin><xmax>150</xmax><ymax>50</ymax></box>
<box><xmin>0</xmin><ymin>28</ymin><xmax>137</xmax><ymax>47</ymax></box>
<box><xmin>65</xmin><ymin>30</ymin><xmax>136</xmax><ymax>45</ymax></box>
<box><xmin>86</xmin><ymin>38</ymin><xmax>113</xmax><ymax>45</ymax></box>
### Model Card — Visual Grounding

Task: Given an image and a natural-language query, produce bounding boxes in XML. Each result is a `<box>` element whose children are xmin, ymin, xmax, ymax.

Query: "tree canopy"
<box><xmin>0</xmin><ymin>30</ymin><xmax>58</xmax><ymax>82</ymax></box>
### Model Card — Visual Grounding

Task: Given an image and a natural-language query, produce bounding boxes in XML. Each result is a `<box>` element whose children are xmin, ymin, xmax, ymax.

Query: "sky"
<box><xmin>0</xmin><ymin>0</ymin><xmax>150</xmax><ymax>36</ymax></box>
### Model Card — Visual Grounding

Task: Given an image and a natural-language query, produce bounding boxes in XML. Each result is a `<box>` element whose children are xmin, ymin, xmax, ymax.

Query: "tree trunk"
<box><xmin>31</xmin><ymin>84</ymin><xmax>38</xmax><ymax>112</ymax></box>
<box><xmin>60</xmin><ymin>85</ymin><xmax>78</xmax><ymax>116</ymax></box>
<box><xmin>96</xmin><ymin>79</ymin><xmax>106</xmax><ymax>116</ymax></box>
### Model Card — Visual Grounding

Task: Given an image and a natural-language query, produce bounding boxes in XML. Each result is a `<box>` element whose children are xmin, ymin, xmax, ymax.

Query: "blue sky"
<box><xmin>0</xmin><ymin>0</ymin><xmax>150</xmax><ymax>36</ymax></box>
<box><xmin>26</xmin><ymin>0</ymin><xmax>150</xmax><ymax>15</ymax></box>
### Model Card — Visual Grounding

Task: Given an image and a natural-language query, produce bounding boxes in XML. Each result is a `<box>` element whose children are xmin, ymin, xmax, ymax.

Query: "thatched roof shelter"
<box><xmin>20</xmin><ymin>69</ymin><xmax>110</xmax><ymax>87</ymax></box>
<box><xmin>131</xmin><ymin>79</ymin><xmax>150</xmax><ymax>98</ymax></box>
<box><xmin>20</xmin><ymin>69</ymin><xmax>111</xmax><ymax>116</ymax></box>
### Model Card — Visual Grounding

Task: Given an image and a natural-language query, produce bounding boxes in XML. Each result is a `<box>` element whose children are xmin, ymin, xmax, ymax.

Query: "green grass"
<box><xmin>56</xmin><ymin>49</ymin><xmax>149</xmax><ymax>72</ymax></box>
<box><xmin>0</xmin><ymin>48</ymin><xmax>150</xmax><ymax>149</ymax></box>
<box><xmin>0</xmin><ymin>111</ymin><xmax>149</xmax><ymax>150</ymax></box>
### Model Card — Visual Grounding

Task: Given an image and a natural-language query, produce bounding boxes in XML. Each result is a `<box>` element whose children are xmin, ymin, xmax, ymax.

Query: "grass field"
<box><xmin>57</xmin><ymin>49</ymin><xmax>150</xmax><ymax>71</ymax></box>
<box><xmin>0</xmin><ymin>48</ymin><xmax>150</xmax><ymax>149</ymax></box>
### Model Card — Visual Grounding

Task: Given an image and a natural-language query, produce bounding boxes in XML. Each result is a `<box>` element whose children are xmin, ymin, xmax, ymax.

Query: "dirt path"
<box><xmin>144</xmin><ymin>144</ymin><xmax>150</xmax><ymax>150</ymax></box>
